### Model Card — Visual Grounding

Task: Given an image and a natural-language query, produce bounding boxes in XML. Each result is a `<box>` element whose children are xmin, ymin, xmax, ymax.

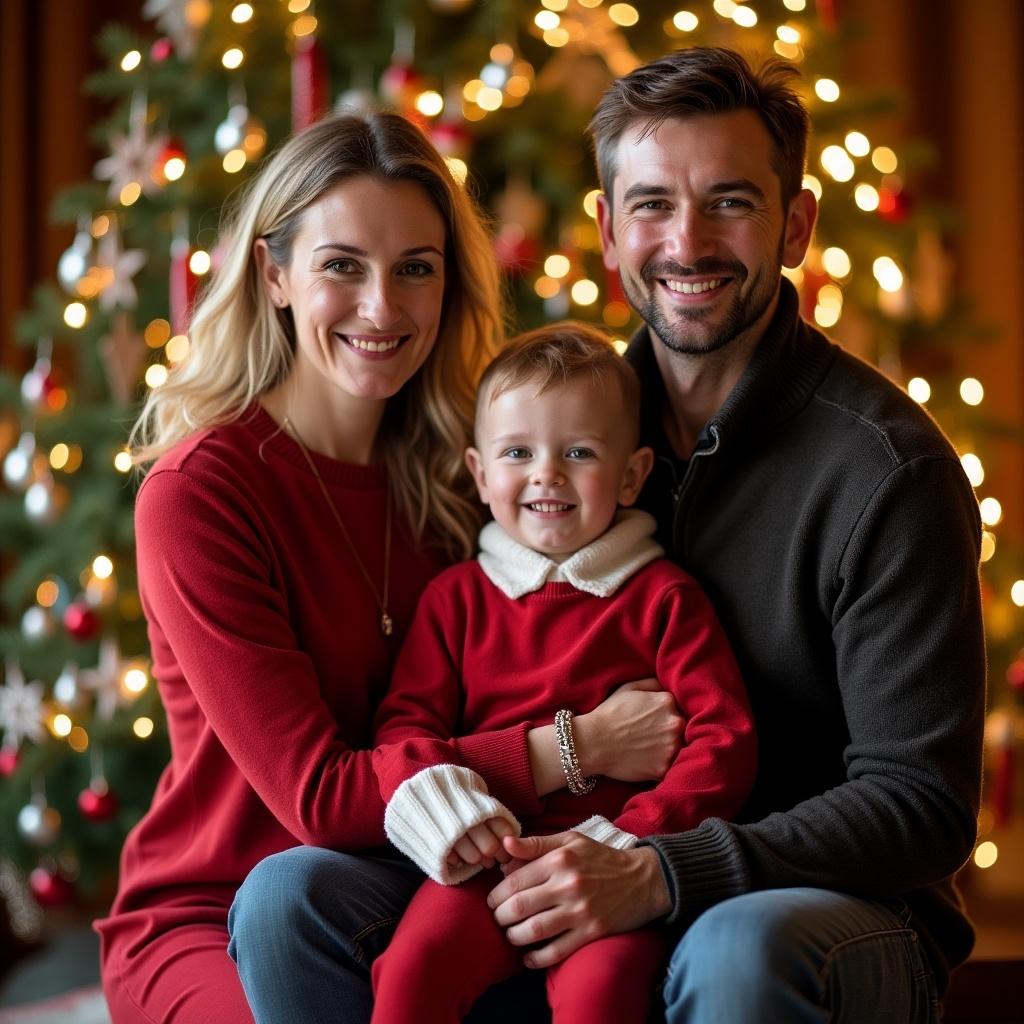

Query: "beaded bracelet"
<box><xmin>554</xmin><ymin>708</ymin><xmax>596</xmax><ymax>796</ymax></box>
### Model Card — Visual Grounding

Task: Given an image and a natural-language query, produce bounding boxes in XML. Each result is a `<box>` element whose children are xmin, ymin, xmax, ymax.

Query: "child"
<box><xmin>371</xmin><ymin>323</ymin><xmax>756</xmax><ymax>1024</ymax></box>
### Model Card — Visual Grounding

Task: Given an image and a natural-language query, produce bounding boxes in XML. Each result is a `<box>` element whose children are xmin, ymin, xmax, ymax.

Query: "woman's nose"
<box><xmin>357</xmin><ymin>281</ymin><xmax>401</xmax><ymax>329</ymax></box>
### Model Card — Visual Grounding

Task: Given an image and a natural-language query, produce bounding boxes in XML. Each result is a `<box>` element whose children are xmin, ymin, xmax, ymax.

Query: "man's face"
<box><xmin>597</xmin><ymin>110</ymin><xmax>814</xmax><ymax>357</ymax></box>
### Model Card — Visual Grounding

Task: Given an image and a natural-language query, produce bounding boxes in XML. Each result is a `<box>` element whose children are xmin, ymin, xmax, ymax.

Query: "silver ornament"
<box><xmin>53</xmin><ymin>663</ymin><xmax>82</xmax><ymax>708</ymax></box>
<box><xmin>214</xmin><ymin>104</ymin><xmax>249</xmax><ymax>155</ymax></box>
<box><xmin>25</xmin><ymin>480</ymin><xmax>59</xmax><ymax>525</ymax></box>
<box><xmin>17</xmin><ymin>796</ymin><xmax>61</xmax><ymax>847</ymax></box>
<box><xmin>3</xmin><ymin>433</ymin><xmax>36</xmax><ymax>491</ymax></box>
<box><xmin>21</xmin><ymin>606</ymin><xmax>53</xmax><ymax>642</ymax></box>
<box><xmin>57</xmin><ymin>229</ymin><xmax>93</xmax><ymax>294</ymax></box>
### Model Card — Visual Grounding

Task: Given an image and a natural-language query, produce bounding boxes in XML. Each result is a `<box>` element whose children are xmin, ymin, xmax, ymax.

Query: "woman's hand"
<box><xmin>575</xmin><ymin>679</ymin><xmax>684</xmax><ymax>781</ymax></box>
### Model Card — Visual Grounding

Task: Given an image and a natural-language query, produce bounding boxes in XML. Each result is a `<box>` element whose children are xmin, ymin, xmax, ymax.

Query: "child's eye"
<box><xmin>502</xmin><ymin>447</ymin><xmax>531</xmax><ymax>459</ymax></box>
<box><xmin>567</xmin><ymin>447</ymin><xmax>596</xmax><ymax>459</ymax></box>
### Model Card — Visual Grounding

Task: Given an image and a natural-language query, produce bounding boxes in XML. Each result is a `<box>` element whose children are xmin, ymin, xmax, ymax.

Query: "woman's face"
<box><xmin>263</xmin><ymin>176</ymin><xmax>448</xmax><ymax>406</ymax></box>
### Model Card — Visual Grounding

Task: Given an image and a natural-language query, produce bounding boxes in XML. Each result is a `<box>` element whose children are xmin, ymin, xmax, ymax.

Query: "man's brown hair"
<box><xmin>589</xmin><ymin>46</ymin><xmax>810</xmax><ymax>205</ymax></box>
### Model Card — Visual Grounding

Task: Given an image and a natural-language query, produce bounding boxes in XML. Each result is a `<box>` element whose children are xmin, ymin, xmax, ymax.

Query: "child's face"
<box><xmin>465</xmin><ymin>376</ymin><xmax>653</xmax><ymax>562</ymax></box>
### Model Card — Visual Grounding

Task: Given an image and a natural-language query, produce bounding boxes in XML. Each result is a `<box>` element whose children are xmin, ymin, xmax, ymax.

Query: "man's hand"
<box><xmin>486</xmin><ymin>831</ymin><xmax>672</xmax><ymax>968</ymax></box>
<box><xmin>446</xmin><ymin>817</ymin><xmax>517</xmax><ymax>870</ymax></box>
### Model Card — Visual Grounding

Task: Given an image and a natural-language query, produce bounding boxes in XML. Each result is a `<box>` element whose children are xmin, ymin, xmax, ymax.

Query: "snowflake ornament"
<box><xmin>80</xmin><ymin>637</ymin><xmax>126</xmax><ymax>722</ymax></box>
<box><xmin>143</xmin><ymin>0</ymin><xmax>211</xmax><ymax>59</ymax></box>
<box><xmin>96</xmin><ymin>223</ymin><xmax>147</xmax><ymax>312</ymax></box>
<box><xmin>0</xmin><ymin>661</ymin><xmax>45</xmax><ymax>750</ymax></box>
<box><xmin>94</xmin><ymin>95</ymin><xmax>169</xmax><ymax>202</ymax></box>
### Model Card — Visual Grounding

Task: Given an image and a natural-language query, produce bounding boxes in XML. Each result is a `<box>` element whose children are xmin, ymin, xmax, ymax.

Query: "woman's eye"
<box><xmin>400</xmin><ymin>262</ymin><xmax>435</xmax><ymax>277</ymax></box>
<box><xmin>325</xmin><ymin>259</ymin><xmax>358</xmax><ymax>273</ymax></box>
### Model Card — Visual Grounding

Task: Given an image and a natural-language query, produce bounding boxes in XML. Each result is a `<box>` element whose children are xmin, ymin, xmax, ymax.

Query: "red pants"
<box><xmin>99</xmin><ymin>910</ymin><xmax>254</xmax><ymax>1024</ymax></box>
<box><xmin>371</xmin><ymin>873</ymin><xmax>664</xmax><ymax>1024</ymax></box>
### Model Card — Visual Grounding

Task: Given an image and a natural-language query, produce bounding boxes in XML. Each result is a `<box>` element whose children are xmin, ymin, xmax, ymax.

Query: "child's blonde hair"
<box><xmin>477</xmin><ymin>321</ymin><xmax>641</xmax><ymax>447</ymax></box>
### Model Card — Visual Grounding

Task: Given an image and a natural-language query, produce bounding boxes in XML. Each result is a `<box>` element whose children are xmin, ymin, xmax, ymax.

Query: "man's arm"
<box><xmin>491</xmin><ymin>456</ymin><xmax>984</xmax><ymax>961</ymax></box>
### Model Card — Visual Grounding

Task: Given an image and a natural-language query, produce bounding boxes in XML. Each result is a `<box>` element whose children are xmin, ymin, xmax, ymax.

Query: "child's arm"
<box><xmin>570</xmin><ymin>579</ymin><xmax>757</xmax><ymax>849</ymax></box>
<box><xmin>373</xmin><ymin>578</ymin><xmax>522</xmax><ymax>885</ymax></box>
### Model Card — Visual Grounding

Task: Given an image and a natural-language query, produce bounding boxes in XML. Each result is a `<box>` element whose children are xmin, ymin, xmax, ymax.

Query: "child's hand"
<box><xmin>446</xmin><ymin>817</ymin><xmax>517</xmax><ymax>870</ymax></box>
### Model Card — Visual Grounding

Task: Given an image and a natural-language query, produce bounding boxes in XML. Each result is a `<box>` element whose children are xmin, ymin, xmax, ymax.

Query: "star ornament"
<box><xmin>80</xmin><ymin>636</ymin><xmax>127</xmax><ymax>722</ymax></box>
<box><xmin>94</xmin><ymin>113</ymin><xmax>169</xmax><ymax>202</ymax></box>
<box><xmin>142</xmin><ymin>0</ymin><xmax>211</xmax><ymax>59</ymax></box>
<box><xmin>0</xmin><ymin>660</ymin><xmax>46</xmax><ymax>750</ymax></box>
<box><xmin>96</xmin><ymin>225</ymin><xmax>147</xmax><ymax>312</ymax></box>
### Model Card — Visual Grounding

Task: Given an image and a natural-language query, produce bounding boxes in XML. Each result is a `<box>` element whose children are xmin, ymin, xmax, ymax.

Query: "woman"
<box><xmin>96</xmin><ymin>113</ymin><xmax>681</xmax><ymax>1024</ymax></box>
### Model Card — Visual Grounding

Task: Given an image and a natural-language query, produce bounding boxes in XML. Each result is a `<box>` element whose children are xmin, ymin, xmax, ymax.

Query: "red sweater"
<box><xmin>374</xmin><ymin>559</ymin><xmax>756</xmax><ymax>839</ymax></box>
<box><xmin>96</xmin><ymin>406</ymin><xmax>535</xmax><ymax>952</ymax></box>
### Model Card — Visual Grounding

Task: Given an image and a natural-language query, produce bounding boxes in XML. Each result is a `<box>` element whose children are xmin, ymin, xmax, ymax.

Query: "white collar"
<box><xmin>477</xmin><ymin>509</ymin><xmax>663</xmax><ymax>600</ymax></box>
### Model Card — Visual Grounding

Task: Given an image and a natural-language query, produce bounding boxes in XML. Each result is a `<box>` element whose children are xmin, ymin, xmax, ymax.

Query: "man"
<box><xmin>488</xmin><ymin>47</ymin><xmax>985</xmax><ymax>1022</ymax></box>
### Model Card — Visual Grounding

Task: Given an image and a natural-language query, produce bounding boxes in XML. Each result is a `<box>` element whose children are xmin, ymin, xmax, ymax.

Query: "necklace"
<box><xmin>283</xmin><ymin>416</ymin><xmax>393</xmax><ymax>637</ymax></box>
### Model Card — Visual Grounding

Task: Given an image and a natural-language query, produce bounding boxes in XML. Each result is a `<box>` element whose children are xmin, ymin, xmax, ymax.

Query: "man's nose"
<box><xmin>664</xmin><ymin>207</ymin><xmax>718</xmax><ymax>267</ymax></box>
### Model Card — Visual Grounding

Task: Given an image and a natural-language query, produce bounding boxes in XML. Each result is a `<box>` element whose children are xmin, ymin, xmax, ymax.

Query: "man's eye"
<box><xmin>634</xmin><ymin>200</ymin><xmax>667</xmax><ymax>211</ymax></box>
<box><xmin>715</xmin><ymin>197</ymin><xmax>752</xmax><ymax>210</ymax></box>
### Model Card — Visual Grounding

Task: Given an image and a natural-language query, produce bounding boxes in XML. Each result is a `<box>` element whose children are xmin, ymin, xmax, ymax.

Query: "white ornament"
<box><xmin>80</xmin><ymin>636</ymin><xmax>126</xmax><ymax>722</ymax></box>
<box><xmin>94</xmin><ymin>95</ymin><xmax>169</xmax><ymax>202</ymax></box>
<box><xmin>25</xmin><ymin>478</ymin><xmax>59</xmax><ymax>525</ymax></box>
<box><xmin>57</xmin><ymin>226</ymin><xmax>94</xmax><ymax>294</ymax></box>
<box><xmin>53</xmin><ymin>663</ymin><xmax>82</xmax><ymax>707</ymax></box>
<box><xmin>214</xmin><ymin>104</ymin><xmax>249</xmax><ymax>155</ymax></box>
<box><xmin>142</xmin><ymin>0</ymin><xmax>210</xmax><ymax>59</ymax></box>
<box><xmin>20</xmin><ymin>607</ymin><xmax>53</xmax><ymax>643</ymax></box>
<box><xmin>0</xmin><ymin>661</ymin><xmax>45</xmax><ymax>749</ymax></box>
<box><xmin>3</xmin><ymin>433</ymin><xmax>36</xmax><ymax>491</ymax></box>
<box><xmin>17</xmin><ymin>795</ymin><xmax>61</xmax><ymax>847</ymax></box>
<box><xmin>95</xmin><ymin>224</ymin><xmax>147</xmax><ymax>312</ymax></box>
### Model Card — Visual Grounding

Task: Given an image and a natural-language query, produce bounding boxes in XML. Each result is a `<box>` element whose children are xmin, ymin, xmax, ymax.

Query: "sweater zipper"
<box><xmin>670</xmin><ymin>425</ymin><xmax>720</xmax><ymax>558</ymax></box>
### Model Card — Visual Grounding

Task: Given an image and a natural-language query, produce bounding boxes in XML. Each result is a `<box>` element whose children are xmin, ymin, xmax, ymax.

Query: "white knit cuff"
<box><xmin>384</xmin><ymin>764</ymin><xmax>521</xmax><ymax>885</ymax></box>
<box><xmin>573</xmin><ymin>814</ymin><xmax>638</xmax><ymax>850</ymax></box>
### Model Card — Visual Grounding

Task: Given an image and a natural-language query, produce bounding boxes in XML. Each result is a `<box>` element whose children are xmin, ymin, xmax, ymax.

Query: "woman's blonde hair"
<box><xmin>131</xmin><ymin>112</ymin><xmax>503</xmax><ymax>558</ymax></box>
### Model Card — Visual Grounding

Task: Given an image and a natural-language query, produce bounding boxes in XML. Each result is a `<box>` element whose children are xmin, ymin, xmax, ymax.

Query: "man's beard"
<box><xmin>621</xmin><ymin>248</ymin><xmax>781</xmax><ymax>357</ymax></box>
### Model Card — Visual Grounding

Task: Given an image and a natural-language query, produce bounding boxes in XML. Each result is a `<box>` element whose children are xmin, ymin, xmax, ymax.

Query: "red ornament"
<box><xmin>1007</xmin><ymin>659</ymin><xmax>1024</xmax><ymax>692</ymax></box>
<box><xmin>150</xmin><ymin>37</ymin><xmax>174</xmax><ymax>63</ymax></box>
<box><xmin>29</xmin><ymin>866</ymin><xmax>75</xmax><ymax>908</ymax></box>
<box><xmin>78</xmin><ymin>784</ymin><xmax>119</xmax><ymax>822</ymax></box>
<box><xmin>170</xmin><ymin>237</ymin><xmax>199</xmax><ymax>336</ymax></box>
<box><xmin>799</xmin><ymin>269</ymin><xmax>831</xmax><ymax>322</ymax></box>
<box><xmin>64</xmin><ymin>602</ymin><xmax>102</xmax><ymax>641</ymax></box>
<box><xmin>0</xmin><ymin>748</ymin><xmax>19</xmax><ymax>777</ymax></box>
<box><xmin>292</xmin><ymin>35</ymin><xmax>329</xmax><ymax>132</ymax></box>
<box><xmin>493</xmin><ymin>226</ymin><xmax>539</xmax><ymax>276</ymax></box>
<box><xmin>379</xmin><ymin>63</ymin><xmax>423</xmax><ymax>109</ymax></box>
<box><xmin>877</xmin><ymin>188</ymin><xmax>911</xmax><ymax>224</ymax></box>
<box><xmin>430</xmin><ymin>121</ymin><xmax>472</xmax><ymax>159</ymax></box>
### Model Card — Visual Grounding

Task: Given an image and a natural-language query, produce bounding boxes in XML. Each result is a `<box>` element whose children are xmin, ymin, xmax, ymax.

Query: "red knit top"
<box><xmin>374</xmin><ymin>558</ymin><xmax>756</xmax><ymax>838</ymax></box>
<box><xmin>95</xmin><ymin>406</ymin><xmax>535</xmax><ymax>953</ymax></box>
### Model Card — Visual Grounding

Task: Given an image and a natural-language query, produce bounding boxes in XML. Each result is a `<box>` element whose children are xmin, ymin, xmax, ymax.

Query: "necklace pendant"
<box><xmin>381</xmin><ymin>613</ymin><xmax>393</xmax><ymax>637</ymax></box>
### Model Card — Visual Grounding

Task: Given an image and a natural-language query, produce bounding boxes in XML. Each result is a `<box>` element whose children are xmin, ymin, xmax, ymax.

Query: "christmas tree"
<box><xmin>1</xmin><ymin>0</ymin><xmax>1021</xmax><ymax>937</ymax></box>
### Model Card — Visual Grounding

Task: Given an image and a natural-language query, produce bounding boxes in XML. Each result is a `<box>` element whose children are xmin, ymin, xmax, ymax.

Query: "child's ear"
<box><xmin>464</xmin><ymin>447</ymin><xmax>489</xmax><ymax>505</ymax></box>
<box><xmin>618</xmin><ymin>446</ymin><xmax>654</xmax><ymax>507</ymax></box>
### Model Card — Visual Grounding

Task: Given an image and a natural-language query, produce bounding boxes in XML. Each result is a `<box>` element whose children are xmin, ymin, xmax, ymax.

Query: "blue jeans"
<box><xmin>227</xmin><ymin>846</ymin><xmax>548</xmax><ymax>1024</ymax></box>
<box><xmin>663</xmin><ymin>888</ymin><xmax>941</xmax><ymax>1024</ymax></box>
